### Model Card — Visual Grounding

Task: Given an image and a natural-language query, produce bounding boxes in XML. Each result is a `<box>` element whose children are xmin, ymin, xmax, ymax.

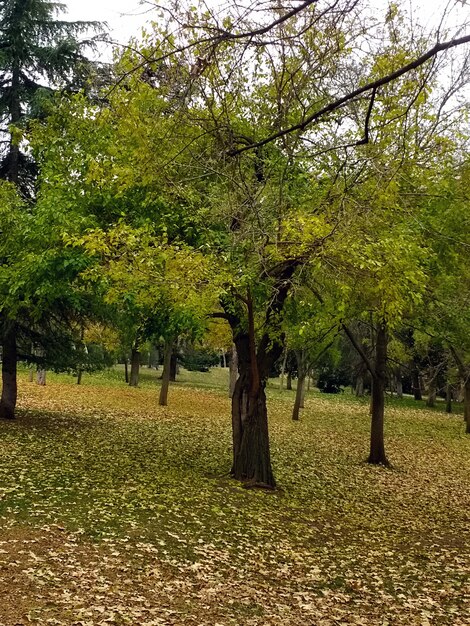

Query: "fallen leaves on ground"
<box><xmin>0</xmin><ymin>372</ymin><xmax>468</xmax><ymax>625</ymax></box>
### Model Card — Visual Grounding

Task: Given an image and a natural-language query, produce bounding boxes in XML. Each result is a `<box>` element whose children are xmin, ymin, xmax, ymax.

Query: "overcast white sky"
<box><xmin>62</xmin><ymin>0</ymin><xmax>470</xmax><ymax>60</ymax></box>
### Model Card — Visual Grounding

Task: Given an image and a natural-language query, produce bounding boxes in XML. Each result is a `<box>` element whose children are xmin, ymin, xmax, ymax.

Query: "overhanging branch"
<box><xmin>229</xmin><ymin>33</ymin><xmax>470</xmax><ymax>155</ymax></box>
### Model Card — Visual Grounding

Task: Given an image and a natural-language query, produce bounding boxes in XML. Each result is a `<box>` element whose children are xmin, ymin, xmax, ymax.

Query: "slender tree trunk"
<box><xmin>37</xmin><ymin>369</ymin><xmax>46</xmax><ymax>386</ymax></box>
<box><xmin>300</xmin><ymin>372</ymin><xmax>307</xmax><ymax>408</ymax></box>
<box><xmin>159</xmin><ymin>338</ymin><xmax>174</xmax><ymax>406</ymax></box>
<box><xmin>279</xmin><ymin>349</ymin><xmax>287</xmax><ymax>390</ymax></box>
<box><xmin>229</xmin><ymin>343</ymin><xmax>238</xmax><ymax>398</ymax></box>
<box><xmin>129</xmin><ymin>347</ymin><xmax>140</xmax><ymax>387</ymax></box>
<box><xmin>355</xmin><ymin>375</ymin><xmax>364</xmax><ymax>397</ymax></box>
<box><xmin>170</xmin><ymin>341</ymin><xmax>178</xmax><ymax>382</ymax></box>
<box><xmin>77</xmin><ymin>370</ymin><xmax>83</xmax><ymax>385</ymax></box>
<box><xmin>464</xmin><ymin>378</ymin><xmax>470</xmax><ymax>434</ymax></box>
<box><xmin>124</xmin><ymin>358</ymin><xmax>129</xmax><ymax>383</ymax></box>
<box><xmin>222</xmin><ymin>351</ymin><xmax>227</xmax><ymax>368</ymax></box>
<box><xmin>412</xmin><ymin>367</ymin><xmax>422</xmax><ymax>401</ymax></box>
<box><xmin>446</xmin><ymin>382</ymin><xmax>452</xmax><ymax>414</ymax></box>
<box><xmin>292</xmin><ymin>350</ymin><xmax>306</xmax><ymax>420</ymax></box>
<box><xmin>426</xmin><ymin>371</ymin><xmax>437</xmax><ymax>408</ymax></box>
<box><xmin>368</xmin><ymin>321</ymin><xmax>388</xmax><ymax>465</ymax></box>
<box><xmin>286</xmin><ymin>371</ymin><xmax>292</xmax><ymax>390</ymax></box>
<box><xmin>396</xmin><ymin>367</ymin><xmax>403</xmax><ymax>399</ymax></box>
<box><xmin>28</xmin><ymin>367</ymin><xmax>34</xmax><ymax>382</ymax></box>
<box><xmin>0</xmin><ymin>324</ymin><xmax>17</xmax><ymax>420</ymax></box>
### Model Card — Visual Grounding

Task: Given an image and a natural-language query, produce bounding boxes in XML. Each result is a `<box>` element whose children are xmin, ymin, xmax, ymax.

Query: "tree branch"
<box><xmin>229</xmin><ymin>34</ymin><xmax>470</xmax><ymax>155</ymax></box>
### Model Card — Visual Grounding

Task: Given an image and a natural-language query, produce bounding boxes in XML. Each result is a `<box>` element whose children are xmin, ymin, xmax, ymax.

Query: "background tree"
<box><xmin>0</xmin><ymin>0</ymin><xmax>102</xmax><ymax>419</ymax></box>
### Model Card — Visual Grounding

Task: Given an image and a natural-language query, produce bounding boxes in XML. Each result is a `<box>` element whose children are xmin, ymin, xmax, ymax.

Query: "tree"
<box><xmin>0</xmin><ymin>0</ymin><xmax>102</xmax><ymax>419</ymax></box>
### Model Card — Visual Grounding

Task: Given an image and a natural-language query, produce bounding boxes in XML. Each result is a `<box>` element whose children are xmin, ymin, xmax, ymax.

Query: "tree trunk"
<box><xmin>464</xmin><ymin>378</ymin><xmax>470</xmax><ymax>434</ymax></box>
<box><xmin>124</xmin><ymin>358</ymin><xmax>129</xmax><ymax>383</ymax></box>
<box><xmin>426</xmin><ymin>371</ymin><xmax>437</xmax><ymax>408</ymax></box>
<box><xmin>37</xmin><ymin>369</ymin><xmax>46</xmax><ymax>386</ymax></box>
<box><xmin>286</xmin><ymin>371</ymin><xmax>292</xmax><ymax>390</ymax></box>
<box><xmin>231</xmin><ymin>348</ymin><xmax>275</xmax><ymax>487</ymax></box>
<box><xmin>77</xmin><ymin>370</ymin><xmax>83</xmax><ymax>385</ymax></box>
<box><xmin>170</xmin><ymin>344</ymin><xmax>177</xmax><ymax>382</ymax></box>
<box><xmin>412</xmin><ymin>368</ymin><xmax>422</xmax><ymax>401</ymax></box>
<box><xmin>279</xmin><ymin>349</ymin><xmax>287</xmax><ymax>390</ymax></box>
<box><xmin>229</xmin><ymin>343</ymin><xmax>238</xmax><ymax>398</ymax></box>
<box><xmin>222</xmin><ymin>351</ymin><xmax>227</xmax><ymax>368</ymax></box>
<box><xmin>0</xmin><ymin>325</ymin><xmax>17</xmax><ymax>420</ymax></box>
<box><xmin>355</xmin><ymin>375</ymin><xmax>364</xmax><ymax>397</ymax></box>
<box><xmin>446</xmin><ymin>382</ymin><xmax>452</xmax><ymax>414</ymax></box>
<box><xmin>368</xmin><ymin>321</ymin><xmax>388</xmax><ymax>465</ymax></box>
<box><xmin>396</xmin><ymin>368</ymin><xmax>403</xmax><ymax>399</ymax></box>
<box><xmin>159</xmin><ymin>338</ymin><xmax>174</xmax><ymax>406</ymax></box>
<box><xmin>300</xmin><ymin>373</ymin><xmax>306</xmax><ymax>408</ymax></box>
<box><xmin>292</xmin><ymin>350</ymin><xmax>306</xmax><ymax>419</ymax></box>
<box><xmin>129</xmin><ymin>347</ymin><xmax>140</xmax><ymax>387</ymax></box>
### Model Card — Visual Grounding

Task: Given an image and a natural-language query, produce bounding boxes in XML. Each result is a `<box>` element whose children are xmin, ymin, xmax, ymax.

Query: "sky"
<box><xmin>62</xmin><ymin>0</ymin><xmax>470</xmax><ymax>60</ymax></box>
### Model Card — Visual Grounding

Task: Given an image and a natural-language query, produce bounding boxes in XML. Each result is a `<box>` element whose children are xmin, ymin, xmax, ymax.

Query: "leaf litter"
<box><xmin>0</xmin><ymin>373</ymin><xmax>468</xmax><ymax>624</ymax></box>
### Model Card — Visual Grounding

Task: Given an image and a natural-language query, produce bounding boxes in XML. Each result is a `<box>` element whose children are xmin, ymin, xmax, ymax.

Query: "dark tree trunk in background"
<box><xmin>412</xmin><ymin>368</ymin><xmax>422</xmax><ymax>401</ymax></box>
<box><xmin>170</xmin><ymin>348</ymin><xmax>177</xmax><ymax>382</ymax></box>
<box><xmin>396</xmin><ymin>367</ymin><xmax>403</xmax><ymax>399</ymax></box>
<box><xmin>37</xmin><ymin>369</ymin><xmax>46</xmax><ymax>386</ymax></box>
<box><xmin>448</xmin><ymin>347</ymin><xmax>470</xmax><ymax>433</ymax></box>
<box><xmin>124</xmin><ymin>358</ymin><xmax>129</xmax><ymax>383</ymax></box>
<box><xmin>292</xmin><ymin>349</ymin><xmax>306</xmax><ymax>420</ymax></box>
<box><xmin>77</xmin><ymin>369</ymin><xmax>83</xmax><ymax>385</ymax></box>
<box><xmin>368</xmin><ymin>321</ymin><xmax>388</xmax><ymax>465</ymax></box>
<box><xmin>0</xmin><ymin>324</ymin><xmax>17</xmax><ymax>420</ymax></box>
<box><xmin>229</xmin><ymin>343</ymin><xmax>238</xmax><ymax>398</ymax></box>
<box><xmin>286</xmin><ymin>371</ymin><xmax>292</xmax><ymax>390</ymax></box>
<box><xmin>426</xmin><ymin>371</ymin><xmax>437</xmax><ymax>408</ymax></box>
<box><xmin>355</xmin><ymin>375</ymin><xmax>364</xmax><ymax>397</ymax></box>
<box><xmin>343</xmin><ymin>319</ymin><xmax>389</xmax><ymax>466</ymax></box>
<box><xmin>159</xmin><ymin>337</ymin><xmax>174</xmax><ymax>406</ymax></box>
<box><xmin>129</xmin><ymin>347</ymin><xmax>140</xmax><ymax>387</ymax></box>
<box><xmin>464</xmin><ymin>379</ymin><xmax>470</xmax><ymax>434</ymax></box>
<box><xmin>446</xmin><ymin>383</ymin><xmax>452</xmax><ymax>414</ymax></box>
<box><xmin>279</xmin><ymin>349</ymin><xmax>287</xmax><ymax>390</ymax></box>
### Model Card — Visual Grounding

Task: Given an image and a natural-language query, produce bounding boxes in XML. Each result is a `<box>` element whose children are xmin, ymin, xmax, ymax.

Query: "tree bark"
<box><xmin>355</xmin><ymin>375</ymin><xmax>364</xmax><ymax>397</ymax></box>
<box><xmin>170</xmin><ymin>348</ymin><xmax>177</xmax><ymax>382</ymax></box>
<box><xmin>231</xmin><ymin>333</ymin><xmax>275</xmax><ymax>487</ymax></box>
<box><xmin>229</xmin><ymin>343</ymin><xmax>238</xmax><ymax>398</ymax></box>
<box><xmin>286</xmin><ymin>371</ymin><xmax>292</xmax><ymax>390</ymax></box>
<box><xmin>279</xmin><ymin>349</ymin><xmax>287</xmax><ymax>390</ymax></box>
<box><xmin>292</xmin><ymin>349</ymin><xmax>306</xmax><ymax>420</ymax></box>
<box><xmin>445</xmin><ymin>382</ymin><xmax>452</xmax><ymax>414</ymax></box>
<box><xmin>159</xmin><ymin>337</ymin><xmax>174</xmax><ymax>406</ymax></box>
<box><xmin>368</xmin><ymin>321</ymin><xmax>389</xmax><ymax>465</ymax></box>
<box><xmin>464</xmin><ymin>378</ymin><xmax>470</xmax><ymax>434</ymax></box>
<box><xmin>124</xmin><ymin>357</ymin><xmax>129</xmax><ymax>383</ymax></box>
<box><xmin>396</xmin><ymin>367</ymin><xmax>403</xmax><ymax>399</ymax></box>
<box><xmin>129</xmin><ymin>347</ymin><xmax>140</xmax><ymax>387</ymax></box>
<box><xmin>36</xmin><ymin>369</ymin><xmax>46</xmax><ymax>386</ymax></box>
<box><xmin>426</xmin><ymin>370</ymin><xmax>437</xmax><ymax>408</ymax></box>
<box><xmin>0</xmin><ymin>324</ymin><xmax>17</xmax><ymax>420</ymax></box>
<box><xmin>412</xmin><ymin>367</ymin><xmax>422</xmax><ymax>401</ymax></box>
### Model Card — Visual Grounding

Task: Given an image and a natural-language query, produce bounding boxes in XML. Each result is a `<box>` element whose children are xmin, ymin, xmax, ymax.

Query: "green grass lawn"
<box><xmin>0</xmin><ymin>367</ymin><xmax>468</xmax><ymax>625</ymax></box>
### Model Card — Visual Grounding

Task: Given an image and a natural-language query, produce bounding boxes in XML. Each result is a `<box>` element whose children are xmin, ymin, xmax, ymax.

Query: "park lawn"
<box><xmin>0</xmin><ymin>370</ymin><xmax>468</xmax><ymax>625</ymax></box>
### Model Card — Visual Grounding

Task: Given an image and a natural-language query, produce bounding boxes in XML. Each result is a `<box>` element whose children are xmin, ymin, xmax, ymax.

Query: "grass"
<box><xmin>0</xmin><ymin>367</ymin><xmax>469</xmax><ymax>625</ymax></box>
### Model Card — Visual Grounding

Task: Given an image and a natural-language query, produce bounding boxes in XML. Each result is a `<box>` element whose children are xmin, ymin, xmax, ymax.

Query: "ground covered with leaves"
<box><xmin>0</xmin><ymin>370</ymin><xmax>468</xmax><ymax>625</ymax></box>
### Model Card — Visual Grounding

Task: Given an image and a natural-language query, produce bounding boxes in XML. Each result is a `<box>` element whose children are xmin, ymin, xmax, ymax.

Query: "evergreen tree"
<box><xmin>0</xmin><ymin>0</ymin><xmax>102</xmax><ymax>419</ymax></box>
